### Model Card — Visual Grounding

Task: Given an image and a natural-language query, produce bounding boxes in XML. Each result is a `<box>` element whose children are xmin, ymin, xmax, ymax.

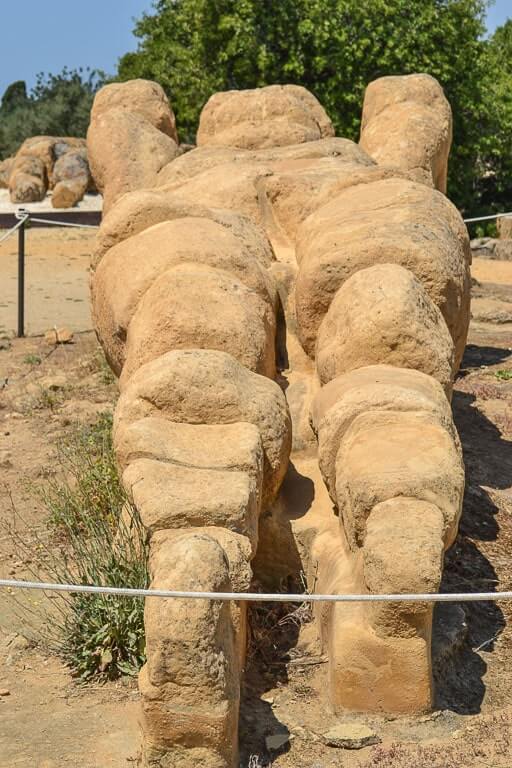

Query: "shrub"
<box><xmin>8</xmin><ymin>413</ymin><xmax>149</xmax><ymax>680</ymax></box>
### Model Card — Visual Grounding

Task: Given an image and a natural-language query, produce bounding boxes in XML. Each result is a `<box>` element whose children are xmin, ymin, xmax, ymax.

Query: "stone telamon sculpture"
<box><xmin>88</xmin><ymin>74</ymin><xmax>470</xmax><ymax>767</ymax></box>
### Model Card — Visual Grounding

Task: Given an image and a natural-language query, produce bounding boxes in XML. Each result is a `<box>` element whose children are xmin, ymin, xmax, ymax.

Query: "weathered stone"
<box><xmin>92</xmin><ymin>217</ymin><xmax>276</xmax><ymax>375</ymax></box>
<box><xmin>315</xmin><ymin>264</ymin><xmax>455</xmax><ymax>394</ymax></box>
<box><xmin>295</xmin><ymin>177</ymin><xmax>470</xmax><ymax>367</ymax></box>
<box><xmin>91</xmin><ymin>79</ymin><xmax>178</xmax><ymax>141</ymax></box>
<box><xmin>322</xmin><ymin>723</ymin><xmax>380</xmax><ymax>749</ymax></box>
<box><xmin>120</xmin><ymin>262</ymin><xmax>276</xmax><ymax>383</ymax></box>
<box><xmin>0</xmin><ymin>157</ymin><xmax>14</xmax><ymax>188</ymax></box>
<box><xmin>335</xmin><ymin>410</ymin><xmax>464</xmax><ymax>549</ymax></box>
<box><xmin>360</xmin><ymin>74</ymin><xmax>452</xmax><ymax>193</ymax></box>
<box><xmin>51</xmin><ymin>148</ymin><xmax>90</xmax><ymax>208</ymax></box>
<box><xmin>123</xmin><ymin>458</ymin><xmax>260</xmax><ymax>545</ymax></box>
<box><xmin>197</xmin><ymin>84</ymin><xmax>334</xmax><ymax>149</ymax></box>
<box><xmin>114</xmin><ymin>349</ymin><xmax>291</xmax><ymax>506</ymax></box>
<box><xmin>9</xmin><ymin>155</ymin><xmax>47</xmax><ymax>202</ymax></box>
<box><xmin>91</xmin><ymin>188</ymin><xmax>275</xmax><ymax>269</ymax></box>
<box><xmin>141</xmin><ymin>532</ymin><xmax>241</xmax><ymax>767</ymax></box>
<box><xmin>87</xmin><ymin>108</ymin><xmax>179</xmax><ymax>213</ymax></box>
<box><xmin>310</xmin><ymin>365</ymin><xmax>457</xmax><ymax>501</ymax></box>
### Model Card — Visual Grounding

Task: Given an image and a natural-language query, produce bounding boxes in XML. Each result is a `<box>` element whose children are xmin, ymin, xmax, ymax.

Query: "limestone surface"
<box><xmin>315</xmin><ymin>263</ymin><xmax>455</xmax><ymax>393</ymax></box>
<box><xmin>360</xmin><ymin>73</ymin><xmax>452</xmax><ymax>192</ymax></box>
<box><xmin>197</xmin><ymin>84</ymin><xmax>334</xmax><ymax>149</ymax></box>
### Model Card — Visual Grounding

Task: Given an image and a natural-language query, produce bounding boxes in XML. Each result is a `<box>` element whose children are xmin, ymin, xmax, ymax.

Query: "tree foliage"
<box><xmin>118</xmin><ymin>0</ymin><xmax>490</xmax><ymax>211</ymax></box>
<box><xmin>477</xmin><ymin>19</ymin><xmax>512</xmax><ymax>216</ymax></box>
<box><xmin>0</xmin><ymin>68</ymin><xmax>106</xmax><ymax>160</ymax></box>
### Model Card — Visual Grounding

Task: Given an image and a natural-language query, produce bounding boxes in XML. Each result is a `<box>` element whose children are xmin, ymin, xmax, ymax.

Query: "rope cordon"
<box><xmin>1</xmin><ymin>578</ymin><xmax>512</xmax><ymax>603</ymax></box>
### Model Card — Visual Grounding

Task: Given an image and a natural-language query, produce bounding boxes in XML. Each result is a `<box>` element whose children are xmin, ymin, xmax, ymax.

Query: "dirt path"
<box><xmin>0</xmin><ymin>332</ymin><xmax>140</xmax><ymax>768</ymax></box>
<box><xmin>0</xmin><ymin>228</ymin><xmax>95</xmax><ymax>337</ymax></box>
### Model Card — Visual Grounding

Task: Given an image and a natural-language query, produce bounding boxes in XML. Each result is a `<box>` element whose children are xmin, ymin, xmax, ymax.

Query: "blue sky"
<box><xmin>0</xmin><ymin>0</ymin><xmax>510</xmax><ymax>98</ymax></box>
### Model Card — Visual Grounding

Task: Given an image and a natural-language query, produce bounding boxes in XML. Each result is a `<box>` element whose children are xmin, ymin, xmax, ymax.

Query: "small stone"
<box><xmin>40</xmin><ymin>375</ymin><xmax>67</xmax><ymax>391</ymax></box>
<box><xmin>323</xmin><ymin>723</ymin><xmax>380</xmax><ymax>750</ymax></box>
<box><xmin>44</xmin><ymin>327</ymin><xmax>74</xmax><ymax>345</ymax></box>
<box><xmin>265</xmin><ymin>733</ymin><xmax>290</xmax><ymax>751</ymax></box>
<box><xmin>0</xmin><ymin>689</ymin><xmax>10</xmax><ymax>696</ymax></box>
<box><xmin>0</xmin><ymin>339</ymin><xmax>11</xmax><ymax>350</ymax></box>
<box><xmin>0</xmin><ymin>450</ymin><xmax>12</xmax><ymax>468</ymax></box>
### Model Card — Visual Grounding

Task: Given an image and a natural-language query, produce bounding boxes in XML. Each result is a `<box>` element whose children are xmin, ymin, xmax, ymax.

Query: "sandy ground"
<box><xmin>0</xmin><ymin>189</ymin><xmax>102</xmax><ymax>214</ymax></box>
<box><xmin>472</xmin><ymin>256</ymin><xmax>512</xmax><ymax>285</ymax></box>
<box><xmin>0</xmin><ymin>240</ymin><xmax>511</xmax><ymax>766</ymax></box>
<box><xmin>0</xmin><ymin>228</ymin><xmax>95</xmax><ymax>336</ymax></box>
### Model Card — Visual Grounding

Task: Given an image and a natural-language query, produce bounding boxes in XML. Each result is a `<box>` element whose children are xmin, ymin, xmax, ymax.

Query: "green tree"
<box><xmin>0</xmin><ymin>68</ymin><xmax>106</xmax><ymax>160</ymax></box>
<box><xmin>476</xmin><ymin>19</ymin><xmax>512</xmax><ymax>217</ymax></box>
<box><xmin>118</xmin><ymin>0</ymin><xmax>489</xmax><ymax>210</ymax></box>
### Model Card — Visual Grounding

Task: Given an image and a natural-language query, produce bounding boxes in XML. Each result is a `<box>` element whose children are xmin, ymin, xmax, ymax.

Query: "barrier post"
<box><xmin>17</xmin><ymin>214</ymin><xmax>26</xmax><ymax>338</ymax></box>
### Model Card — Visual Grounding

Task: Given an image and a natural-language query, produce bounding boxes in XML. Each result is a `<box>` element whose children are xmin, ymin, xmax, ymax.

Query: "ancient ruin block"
<box><xmin>90</xmin><ymin>79</ymin><xmax>178</xmax><ymax>140</ymax></box>
<box><xmin>92</xmin><ymin>218</ymin><xmax>276</xmax><ymax>376</ymax></box>
<box><xmin>114</xmin><ymin>349</ymin><xmax>291</xmax><ymax>506</ymax></box>
<box><xmin>295</xmin><ymin>177</ymin><xmax>471</xmax><ymax>363</ymax></box>
<box><xmin>360</xmin><ymin>73</ymin><xmax>453</xmax><ymax>192</ymax></box>
<box><xmin>315</xmin><ymin>263</ymin><xmax>455</xmax><ymax>393</ymax></box>
<box><xmin>310</xmin><ymin>365</ymin><xmax>458</xmax><ymax>502</ymax></box>
<box><xmin>140</xmin><ymin>531</ymin><xmax>247</xmax><ymax>768</ymax></box>
<box><xmin>87</xmin><ymin>108</ymin><xmax>179</xmax><ymax>213</ymax></box>
<box><xmin>91</xmin><ymin>189</ymin><xmax>275</xmax><ymax>267</ymax></box>
<box><xmin>197</xmin><ymin>84</ymin><xmax>334</xmax><ymax>149</ymax></box>
<box><xmin>335</xmin><ymin>410</ymin><xmax>464</xmax><ymax>549</ymax></box>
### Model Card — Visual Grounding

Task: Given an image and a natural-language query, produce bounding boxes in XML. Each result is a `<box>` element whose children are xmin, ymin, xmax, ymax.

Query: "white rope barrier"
<box><xmin>0</xmin><ymin>213</ymin><xmax>29</xmax><ymax>244</ymax></box>
<box><xmin>2</xmin><ymin>578</ymin><xmax>512</xmax><ymax>603</ymax></box>
<box><xmin>464</xmin><ymin>211</ymin><xmax>512</xmax><ymax>224</ymax></box>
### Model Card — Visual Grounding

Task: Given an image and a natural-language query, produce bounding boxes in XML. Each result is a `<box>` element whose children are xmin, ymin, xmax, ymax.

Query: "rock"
<box><xmin>51</xmin><ymin>149</ymin><xmax>90</xmax><ymax>208</ymax></box>
<box><xmin>114</xmin><ymin>349</ymin><xmax>291</xmax><ymax>506</ymax></box>
<box><xmin>87</xmin><ymin>107</ymin><xmax>179</xmax><ymax>214</ymax></box>
<box><xmin>119</xmin><ymin>420</ymin><xmax>263</xmax><ymax>547</ymax></box>
<box><xmin>44</xmin><ymin>327</ymin><xmax>74</xmax><ymax>345</ymax></box>
<box><xmin>322</xmin><ymin>723</ymin><xmax>380</xmax><ymax>749</ymax></box>
<box><xmin>90</xmin><ymin>79</ymin><xmax>178</xmax><ymax>141</ymax></box>
<box><xmin>123</xmin><ymin>458</ymin><xmax>260</xmax><ymax>545</ymax></box>
<box><xmin>360</xmin><ymin>74</ymin><xmax>452</xmax><ymax>193</ymax></box>
<box><xmin>157</xmin><ymin>136</ymin><xmax>372</xmax><ymax>187</ymax></box>
<box><xmin>315</xmin><ymin>263</ymin><xmax>456</xmax><ymax>395</ymax></box>
<box><xmin>0</xmin><ymin>157</ymin><xmax>14</xmax><ymax>188</ymax></box>
<box><xmin>335</xmin><ymin>410</ymin><xmax>464</xmax><ymax>549</ymax></box>
<box><xmin>497</xmin><ymin>216</ymin><xmax>512</xmax><ymax>239</ymax></box>
<box><xmin>119</xmin><ymin>262</ymin><xmax>276</xmax><ymax>384</ymax></box>
<box><xmin>0</xmin><ymin>688</ymin><xmax>10</xmax><ymax>697</ymax></box>
<box><xmin>310</xmin><ymin>365</ymin><xmax>457</xmax><ymax>501</ymax></box>
<box><xmin>160</xmin><ymin>158</ymin><xmax>275</xmax><ymax>225</ymax></box>
<box><xmin>265</xmin><ymin>733</ymin><xmax>290</xmax><ymax>751</ymax></box>
<box><xmin>0</xmin><ymin>450</ymin><xmax>12</xmax><ymax>468</ymax></box>
<box><xmin>140</xmin><ymin>532</ymin><xmax>242</xmax><ymax>767</ymax></box>
<box><xmin>15</xmin><ymin>136</ymin><xmax>86</xmax><ymax>187</ymax></box>
<box><xmin>295</xmin><ymin>177</ymin><xmax>470</xmax><ymax>368</ymax></box>
<box><xmin>91</xmin><ymin>188</ymin><xmax>275</xmax><ymax>269</ymax></box>
<box><xmin>470</xmin><ymin>237</ymin><xmax>512</xmax><ymax>261</ymax></box>
<box><xmin>52</xmin><ymin>179</ymin><xmax>88</xmax><ymax>208</ymax></box>
<box><xmin>197</xmin><ymin>84</ymin><xmax>334</xmax><ymax>149</ymax></box>
<box><xmin>9</xmin><ymin>155</ymin><xmax>47</xmax><ymax>203</ymax></box>
<box><xmin>92</xmin><ymin>217</ymin><xmax>276</xmax><ymax>375</ymax></box>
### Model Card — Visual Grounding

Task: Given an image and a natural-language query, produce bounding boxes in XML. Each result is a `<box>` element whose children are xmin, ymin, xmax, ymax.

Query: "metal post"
<box><xmin>17</xmin><ymin>216</ymin><xmax>26</xmax><ymax>338</ymax></box>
